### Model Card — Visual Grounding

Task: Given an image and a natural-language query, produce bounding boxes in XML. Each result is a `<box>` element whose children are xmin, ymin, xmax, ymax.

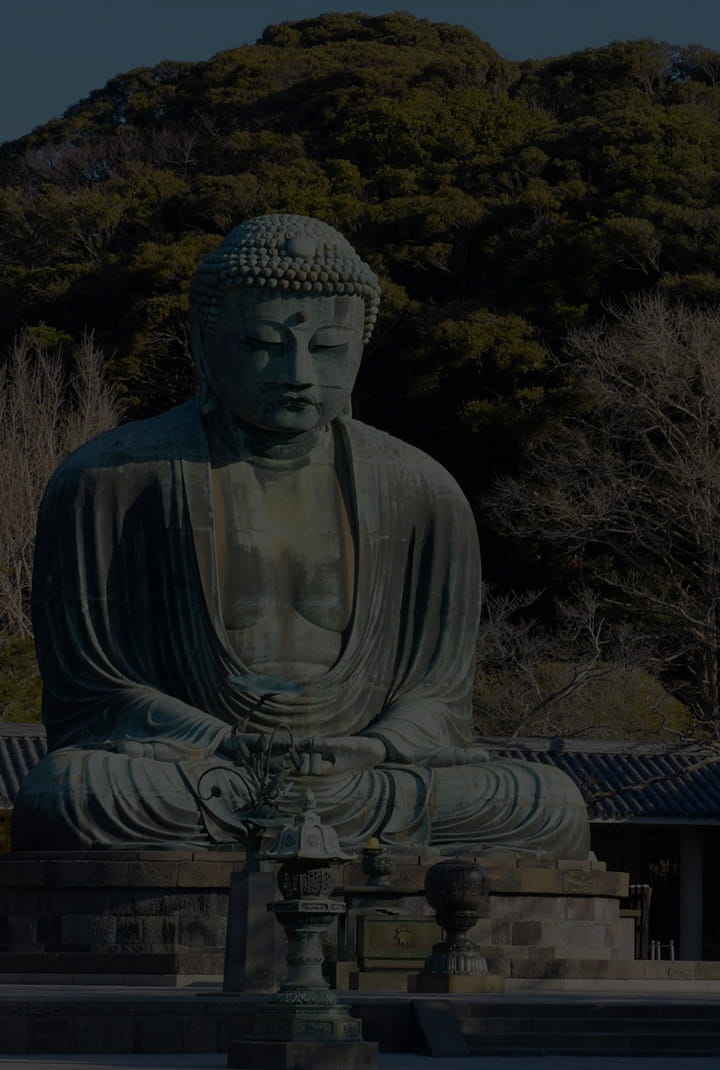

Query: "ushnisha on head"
<box><xmin>190</xmin><ymin>214</ymin><xmax>381</xmax><ymax>345</ymax></box>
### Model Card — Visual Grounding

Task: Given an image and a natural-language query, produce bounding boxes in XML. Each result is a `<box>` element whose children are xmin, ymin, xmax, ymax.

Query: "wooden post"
<box><xmin>680</xmin><ymin>825</ymin><xmax>703</xmax><ymax>960</ymax></box>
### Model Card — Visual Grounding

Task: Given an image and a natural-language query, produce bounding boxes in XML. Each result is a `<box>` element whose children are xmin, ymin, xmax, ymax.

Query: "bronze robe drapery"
<box><xmin>15</xmin><ymin>401</ymin><xmax>483</xmax><ymax>848</ymax></box>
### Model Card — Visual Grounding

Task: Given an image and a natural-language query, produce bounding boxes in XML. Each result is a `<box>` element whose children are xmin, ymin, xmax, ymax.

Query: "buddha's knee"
<box><xmin>13</xmin><ymin>747</ymin><xmax>199</xmax><ymax>849</ymax></box>
<box><xmin>429</xmin><ymin>759</ymin><xmax>589</xmax><ymax>859</ymax></box>
<box><xmin>12</xmin><ymin>749</ymin><xmax>84</xmax><ymax>849</ymax></box>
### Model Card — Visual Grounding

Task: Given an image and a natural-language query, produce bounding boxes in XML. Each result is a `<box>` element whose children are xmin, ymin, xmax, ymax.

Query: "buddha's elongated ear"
<box><xmin>191</xmin><ymin>318</ymin><xmax>216</xmax><ymax>415</ymax></box>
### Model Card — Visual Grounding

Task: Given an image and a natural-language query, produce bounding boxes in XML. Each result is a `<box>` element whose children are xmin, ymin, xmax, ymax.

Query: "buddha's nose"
<box><xmin>281</xmin><ymin>340</ymin><xmax>314</xmax><ymax>386</ymax></box>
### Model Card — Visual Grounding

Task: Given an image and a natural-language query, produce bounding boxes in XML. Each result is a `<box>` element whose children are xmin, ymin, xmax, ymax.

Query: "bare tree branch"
<box><xmin>0</xmin><ymin>332</ymin><xmax>120</xmax><ymax>637</ymax></box>
<box><xmin>484</xmin><ymin>291</ymin><xmax>720</xmax><ymax>734</ymax></box>
<box><xmin>473</xmin><ymin>584</ymin><xmax>679</xmax><ymax>740</ymax></box>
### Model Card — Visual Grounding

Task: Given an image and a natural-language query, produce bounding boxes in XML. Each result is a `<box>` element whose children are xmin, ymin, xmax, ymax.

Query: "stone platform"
<box><xmin>0</xmin><ymin>851</ymin><xmax>629</xmax><ymax>985</ymax></box>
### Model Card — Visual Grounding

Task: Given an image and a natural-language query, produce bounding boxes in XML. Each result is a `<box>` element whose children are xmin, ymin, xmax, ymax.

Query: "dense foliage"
<box><xmin>3</xmin><ymin>15</ymin><xmax>720</xmax><ymax>487</ymax></box>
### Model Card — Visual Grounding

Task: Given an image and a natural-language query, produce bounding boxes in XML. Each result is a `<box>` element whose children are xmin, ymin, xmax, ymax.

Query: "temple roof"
<box><xmin>0</xmin><ymin>723</ymin><xmax>47</xmax><ymax>810</ymax></box>
<box><xmin>478</xmin><ymin>737</ymin><xmax>720</xmax><ymax>824</ymax></box>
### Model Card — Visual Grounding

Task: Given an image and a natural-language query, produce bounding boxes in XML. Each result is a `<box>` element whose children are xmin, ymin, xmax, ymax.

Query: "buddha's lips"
<box><xmin>268</xmin><ymin>392</ymin><xmax>319</xmax><ymax>408</ymax></box>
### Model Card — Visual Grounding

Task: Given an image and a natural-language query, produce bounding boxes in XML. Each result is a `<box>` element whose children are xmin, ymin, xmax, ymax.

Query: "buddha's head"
<box><xmin>190</xmin><ymin>214</ymin><xmax>381</xmax><ymax>435</ymax></box>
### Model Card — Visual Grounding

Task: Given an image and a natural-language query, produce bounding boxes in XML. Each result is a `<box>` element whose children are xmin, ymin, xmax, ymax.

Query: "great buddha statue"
<box><xmin>13</xmin><ymin>214</ymin><xmax>589</xmax><ymax>858</ymax></box>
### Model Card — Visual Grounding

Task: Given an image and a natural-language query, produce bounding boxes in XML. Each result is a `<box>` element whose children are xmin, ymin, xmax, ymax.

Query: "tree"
<box><xmin>474</xmin><ymin>586</ymin><xmax>691</xmax><ymax>740</ymax></box>
<box><xmin>0</xmin><ymin>332</ymin><xmax>119</xmax><ymax>720</ymax></box>
<box><xmin>485</xmin><ymin>292</ymin><xmax>720</xmax><ymax>737</ymax></box>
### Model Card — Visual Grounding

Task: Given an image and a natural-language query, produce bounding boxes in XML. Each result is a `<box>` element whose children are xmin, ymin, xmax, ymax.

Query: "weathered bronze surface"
<box><xmin>14</xmin><ymin>214</ymin><xmax>589</xmax><ymax>859</ymax></box>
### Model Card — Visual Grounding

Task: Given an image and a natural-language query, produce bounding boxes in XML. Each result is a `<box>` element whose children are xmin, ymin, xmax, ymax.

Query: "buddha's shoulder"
<box><xmin>49</xmin><ymin>401</ymin><xmax>200</xmax><ymax>484</ymax></box>
<box><xmin>343</xmin><ymin>419</ymin><xmax>464</xmax><ymax>495</ymax></box>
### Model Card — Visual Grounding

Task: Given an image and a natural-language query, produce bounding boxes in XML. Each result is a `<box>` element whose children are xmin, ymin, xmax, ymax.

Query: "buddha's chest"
<box><xmin>210</xmin><ymin>458</ymin><xmax>355</xmax><ymax>672</ymax></box>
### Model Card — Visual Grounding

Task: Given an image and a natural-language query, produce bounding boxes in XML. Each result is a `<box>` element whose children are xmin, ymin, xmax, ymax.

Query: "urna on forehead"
<box><xmin>191</xmin><ymin>213</ymin><xmax>381</xmax><ymax>344</ymax></box>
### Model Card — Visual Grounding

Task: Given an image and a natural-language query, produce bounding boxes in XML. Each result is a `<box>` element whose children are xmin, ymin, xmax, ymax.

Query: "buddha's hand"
<box><xmin>294</xmin><ymin>735</ymin><xmax>386</xmax><ymax>776</ymax></box>
<box><xmin>216</xmin><ymin>730</ymin><xmax>296</xmax><ymax>773</ymax></box>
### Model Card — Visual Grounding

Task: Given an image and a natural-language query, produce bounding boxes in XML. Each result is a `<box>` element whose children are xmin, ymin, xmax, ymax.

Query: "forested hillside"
<box><xmin>2</xmin><ymin>12</ymin><xmax>720</xmax><ymax>735</ymax></box>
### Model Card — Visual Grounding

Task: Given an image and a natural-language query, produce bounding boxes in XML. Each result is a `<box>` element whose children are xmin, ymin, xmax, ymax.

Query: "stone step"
<box><xmin>454</xmin><ymin>999</ymin><xmax>720</xmax><ymax>1018</ymax></box>
<box><xmin>465</xmin><ymin>1028</ymin><xmax>720</xmax><ymax>1054</ymax></box>
<box><xmin>529</xmin><ymin>957</ymin><xmax>720</xmax><ymax>980</ymax></box>
<box><xmin>472</xmin><ymin>1045</ymin><xmax>720</xmax><ymax>1057</ymax></box>
<box><xmin>460</xmin><ymin>1014</ymin><xmax>720</xmax><ymax>1035</ymax></box>
<box><xmin>0</xmin><ymin>951</ymin><xmax>225</xmax><ymax>970</ymax></box>
<box><xmin>505</xmin><ymin>978</ymin><xmax>720</xmax><ymax>993</ymax></box>
<box><xmin>0</xmin><ymin>949</ymin><xmax>225</xmax><ymax>985</ymax></box>
<box><xmin>458</xmin><ymin>1003</ymin><xmax>720</xmax><ymax>1056</ymax></box>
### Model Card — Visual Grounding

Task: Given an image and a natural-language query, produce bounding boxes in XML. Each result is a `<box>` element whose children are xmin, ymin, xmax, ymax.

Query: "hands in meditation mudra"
<box><xmin>14</xmin><ymin>215</ymin><xmax>589</xmax><ymax>858</ymax></box>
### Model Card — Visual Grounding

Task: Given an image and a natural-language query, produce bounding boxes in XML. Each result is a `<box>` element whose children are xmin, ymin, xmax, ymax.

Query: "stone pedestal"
<box><xmin>0</xmin><ymin>849</ymin><xmax>247</xmax><ymax>984</ymax></box>
<box><xmin>0</xmin><ymin>851</ymin><xmax>631</xmax><ymax>986</ymax></box>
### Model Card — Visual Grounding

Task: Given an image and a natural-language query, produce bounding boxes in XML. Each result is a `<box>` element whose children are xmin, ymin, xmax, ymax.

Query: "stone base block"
<box><xmin>223</xmin><ymin>871</ymin><xmax>287</xmax><ymax>993</ymax></box>
<box><xmin>249</xmin><ymin>1001</ymin><xmax>363</xmax><ymax>1043</ymax></box>
<box><xmin>357</xmin><ymin>916</ymin><xmax>440</xmax><ymax>970</ymax></box>
<box><xmin>412</xmin><ymin>972</ymin><xmax>505</xmax><ymax>994</ymax></box>
<box><xmin>0</xmin><ymin>849</ymin><xmax>247</xmax><ymax>981</ymax></box>
<box><xmin>227</xmin><ymin>1039</ymin><xmax>379</xmax><ymax>1069</ymax></box>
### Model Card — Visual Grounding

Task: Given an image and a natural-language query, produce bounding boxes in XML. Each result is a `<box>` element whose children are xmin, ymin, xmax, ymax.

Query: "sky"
<box><xmin>2</xmin><ymin>0</ymin><xmax>720</xmax><ymax>145</ymax></box>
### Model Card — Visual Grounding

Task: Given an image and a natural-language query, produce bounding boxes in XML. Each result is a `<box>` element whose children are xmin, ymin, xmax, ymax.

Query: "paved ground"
<box><xmin>3</xmin><ymin>1056</ymin><xmax>720</xmax><ymax>1069</ymax></box>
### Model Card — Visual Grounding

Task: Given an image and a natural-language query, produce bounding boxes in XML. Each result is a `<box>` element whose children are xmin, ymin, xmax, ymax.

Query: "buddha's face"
<box><xmin>200</xmin><ymin>290</ymin><xmax>365</xmax><ymax>434</ymax></box>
